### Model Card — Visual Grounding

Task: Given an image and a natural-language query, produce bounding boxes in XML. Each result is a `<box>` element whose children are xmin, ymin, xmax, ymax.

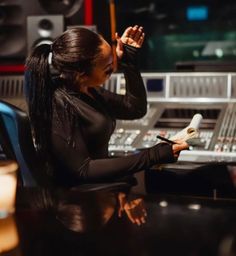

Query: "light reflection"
<box><xmin>218</xmin><ymin>236</ymin><xmax>235</xmax><ymax>256</ymax></box>
<box><xmin>0</xmin><ymin>215</ymin><xmax>19</xmax><ymax>253</ymax></box>
<box><xmin>188</xmin><ymin>204</ymin><xmax>201</xmax><ymax>211</ymax></box>
<box><xmin>215</xmin><ymin>48</ymin><xmax>223</xmax><ymax>58</ymax></box>
<box><xmin>159</xmin><ymin>200</ymin><xmax>168</xmax><ymax>208</ymax></box>
<box><xmin>118</xmin><ymin>193</ymin><xmax>147</xmax><ymax>226</ymax></box>
<box><xmin>56</xmin><ymin>191</ymin><xmax>117</xmax><ymax>232</ymax></box>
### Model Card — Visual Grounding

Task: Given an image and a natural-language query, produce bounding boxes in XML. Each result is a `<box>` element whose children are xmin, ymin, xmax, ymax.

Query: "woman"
<box><xmin>25</xmin><ymin>25</ymin><xmax>188</xmax><ymax>187</ymax></box>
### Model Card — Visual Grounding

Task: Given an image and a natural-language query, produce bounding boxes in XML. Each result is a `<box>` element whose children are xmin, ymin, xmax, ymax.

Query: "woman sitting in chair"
<box><xmin>25</xmin><ymin>25</ymin><xmax>188</xmax><ymax>187</ymax></box>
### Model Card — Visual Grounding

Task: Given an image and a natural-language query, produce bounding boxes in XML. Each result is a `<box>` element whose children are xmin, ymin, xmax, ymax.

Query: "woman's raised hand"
<box><xmin>116</xmin><ymin>25</ymin><xmax>145</xmax><ymax>59</ymax></box>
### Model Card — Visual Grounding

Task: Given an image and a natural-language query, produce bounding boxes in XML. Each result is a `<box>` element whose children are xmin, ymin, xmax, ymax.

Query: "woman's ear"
<box><xmin>75</xmin><ymin>71</ymin><xmax>86</xmax><ymax>83</ymax></box>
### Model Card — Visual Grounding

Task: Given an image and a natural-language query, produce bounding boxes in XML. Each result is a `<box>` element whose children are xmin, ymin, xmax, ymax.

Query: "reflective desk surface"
<box><xmin>1</xmin><ymin>186</ymin><xmax>236</xmax><ymax>256</ymax></box>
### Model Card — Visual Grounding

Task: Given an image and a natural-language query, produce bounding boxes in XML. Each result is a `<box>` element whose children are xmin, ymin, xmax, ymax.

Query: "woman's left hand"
<box><xmin>172</xmin><ymin>140</ymin><xmax>189</xmax><ymax>159</ymax></box>
<box><xmin>116</xmin><ymin>25</ymin><xmax>145</xmax><ymax>59</ymax></box>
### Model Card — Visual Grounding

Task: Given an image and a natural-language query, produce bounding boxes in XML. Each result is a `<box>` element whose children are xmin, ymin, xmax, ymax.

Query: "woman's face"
<box><xmin>82</xmin><ymin>39</ymin><xmax>114</xmax><ymax>87</ymax></box>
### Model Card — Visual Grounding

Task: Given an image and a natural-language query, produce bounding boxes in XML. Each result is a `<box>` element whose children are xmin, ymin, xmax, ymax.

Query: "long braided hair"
<box><xmin>25</xmin><ymin>27</ymin><xmax>104</xmax><ymax>171</ymax></box>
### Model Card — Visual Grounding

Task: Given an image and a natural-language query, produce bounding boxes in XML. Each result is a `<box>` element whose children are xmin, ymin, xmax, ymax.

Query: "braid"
<box><xmin>26</xmin><ymin>44</ymin><xmax>55</xmax><ymax>165</ymax></box>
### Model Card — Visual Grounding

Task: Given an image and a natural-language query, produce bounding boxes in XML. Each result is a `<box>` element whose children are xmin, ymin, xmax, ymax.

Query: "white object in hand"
<box><xmin>170</xmin><ymin>113</ymin><xmax>203</xmax><ymax>141</ymax></box>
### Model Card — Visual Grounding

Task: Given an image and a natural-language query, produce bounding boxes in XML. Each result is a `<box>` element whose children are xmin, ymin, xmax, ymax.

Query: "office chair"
<box><xmin>0</xmin><ymin>100</ymin><xmax>131</xmax><ymax>192</ymax></box>
<box><xmin>0</xmin><ymin>100</ymin><xmax>38</xmax><ymax>187</ymax></box>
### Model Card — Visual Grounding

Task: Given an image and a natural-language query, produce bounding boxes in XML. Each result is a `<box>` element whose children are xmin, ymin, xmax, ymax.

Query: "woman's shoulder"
<box><xmin>53</xmin><ymin>87</ymin><xmax>98</xmax><ymax>116</ymax></box>
<box><xmin>53</xmin><ymin>87</ymin><xmax>80</xmax><ymax>103</ymax></box>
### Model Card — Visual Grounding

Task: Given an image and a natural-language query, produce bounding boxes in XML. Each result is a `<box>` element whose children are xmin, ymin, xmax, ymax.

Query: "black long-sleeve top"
<box><xmin>51</xmin><ymin>45</ymin><xmax>175</xmax><ymax>186</ymax></box>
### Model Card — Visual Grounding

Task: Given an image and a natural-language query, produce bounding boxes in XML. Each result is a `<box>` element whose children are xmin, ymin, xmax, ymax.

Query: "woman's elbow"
<box><xmin>132</xmin><ymin>104</ymin><xmax>147</xmax><ymax>119</ymax></box>
<box><xmin>125</xmin><ymin>98</ymin><xmax>147</xmax><ymax>119</ymax></box>
<box><xmin>139</xmin><ymin>101</ymin><xmax>147</xmax><ymax>117</ymax></box>
<box><xmin>137</xmin><ymin>107</ymin><xmax>147</xmax><ymax>118</ymax></box>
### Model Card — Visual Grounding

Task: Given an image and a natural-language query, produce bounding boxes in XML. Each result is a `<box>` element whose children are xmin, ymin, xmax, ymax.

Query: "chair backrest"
<box><xmin>0</xmin><ymin>100</ymin><xmax>38</xmax><ymax>187</ymax></box>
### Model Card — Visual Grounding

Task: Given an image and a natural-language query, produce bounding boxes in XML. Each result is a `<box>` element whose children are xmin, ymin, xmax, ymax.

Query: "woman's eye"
<box><xmin>105</xmin><ymin>68</ymin><xmax>113</xmax><ymax>75</ymax></box>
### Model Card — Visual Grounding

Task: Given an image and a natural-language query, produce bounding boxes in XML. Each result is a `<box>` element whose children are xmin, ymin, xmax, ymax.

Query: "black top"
<box><xmin>43</xmin><ymin>45</ymin><xmax>174</xmax><ymax>186</ymax></box>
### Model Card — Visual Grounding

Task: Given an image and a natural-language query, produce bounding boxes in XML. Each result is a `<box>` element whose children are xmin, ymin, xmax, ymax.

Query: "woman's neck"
<box><xmin>80</xmin><ymin>86</ymin><xmax>95</xmax><ymax>99</ymax></box>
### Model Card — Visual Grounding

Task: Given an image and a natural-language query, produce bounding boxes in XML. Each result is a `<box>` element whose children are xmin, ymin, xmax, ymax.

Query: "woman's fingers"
<box><xmin>172</xmin><ymin>141</ymin><xmax>189</xmax><ymax>158</ymax></box>
<box><xmin>173</xmin><ymin>141</ymin><xmax>189</xmax><ymax>152</ymax></box>
<box><xmin>133</xmin><ymin>26</ymin><xmax>143</xmax><ymax>42</ymax></box>
<box><xmin>135</xmin><ymin>33</ymin><xmax>145</xmax><ymax>48</ymax></box>
<box><xmin>121</xmin><ymin>26</ymin><xmax>133</xmax><ymax>39</ymax></box>
<box><xmin>120</xmin><ymin>25</ymin><xmax>145</xmax><ymax>47</ymax></box>
<box><xmin>128</xmin><ymin>25</ymin><xmax>139</xmax><ymax>38</ymax></box>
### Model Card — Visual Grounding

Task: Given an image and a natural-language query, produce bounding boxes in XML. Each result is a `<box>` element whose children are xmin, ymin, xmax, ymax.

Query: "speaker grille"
<box><xmin>27</xmin><ymin>15</ymin><xmax>64</xmax><ymax>53</ymax></box>
<box><xmin>0</xmin><ymin>0</ymin><xmax>83</xmax><ymax>60</ymax></box>
<box><xmin>38</xmin><ymin>0</ymin><xmax>84</xmax><ymax>18</ymax></box>
<box><xmin>0</xmin><ymin>75</ymin><xmax>24</xmax><ymax>98</ymax></box>
<box><xmin>0</xmin><ymin>2</ymin><xmax>25</xmax><ymax>58</ymax></box>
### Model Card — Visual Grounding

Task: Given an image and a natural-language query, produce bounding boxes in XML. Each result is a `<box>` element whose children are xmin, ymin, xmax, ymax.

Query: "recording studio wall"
<box><xmin>0</xmin><ymin>0</ymin><xmax>84</xmax><ymax>63</ymax></box>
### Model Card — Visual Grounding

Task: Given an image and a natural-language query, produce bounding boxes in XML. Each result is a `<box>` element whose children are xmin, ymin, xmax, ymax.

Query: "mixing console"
<box><xmin>1</xmin><ymin>72</ymin><xmax>236</xmax><ymax>163</ymax></box>
<box><xmin>107</xmin><ymin>72</ymin><xmax>236</xmax><ymax>163</ymax></box>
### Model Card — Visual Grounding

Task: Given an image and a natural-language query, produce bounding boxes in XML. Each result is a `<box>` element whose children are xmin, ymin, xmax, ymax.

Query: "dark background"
<box><xmin>1</xmin><ymin>0</ymin><xmax>236</xmax><ymax>71</ymax></box>
<box><xmin>115</xmin><ymin>0</ymin><xmax>236</xmax><ymax>71</ymax></box>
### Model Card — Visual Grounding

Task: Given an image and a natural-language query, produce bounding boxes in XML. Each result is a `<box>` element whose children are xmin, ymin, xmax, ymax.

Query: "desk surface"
<box><xmin>2</xmin><ymin>187</ymin><xmax>236</xmax><ymax>256</ymax></box>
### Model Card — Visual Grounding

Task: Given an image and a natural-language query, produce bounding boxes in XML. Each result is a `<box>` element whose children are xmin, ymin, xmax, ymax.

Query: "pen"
<box><xmin>156</xmin><ymin>135</ymin><xmax>177</xmax><ymax>145</ymax></box>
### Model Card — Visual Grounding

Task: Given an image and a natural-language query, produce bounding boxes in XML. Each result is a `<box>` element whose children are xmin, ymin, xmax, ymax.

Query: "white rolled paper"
<box><xmin>189</xmin><ymin>113</ymin><xmax>203</xmax><ymax>129</ymax></box>
<box><xmin>170</xmin><ymin>113</ymin><xmax>203</xmax><ymax>141</ymax></box>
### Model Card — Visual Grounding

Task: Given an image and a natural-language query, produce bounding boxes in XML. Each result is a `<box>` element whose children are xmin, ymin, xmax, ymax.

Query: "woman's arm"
<box><xmin>96</xmin><ymin>26</ymin><xmax>147</xmax><ymax>120</ymax></box>
<box><xmin>51</xmin><ymin>92</ymin><xmax>188</xmax><ymax>184</ymax></box>
<box><xmin>52</xmin><ymin>132</ymin><xmax>176</xmax><ymax>183</ymax></box>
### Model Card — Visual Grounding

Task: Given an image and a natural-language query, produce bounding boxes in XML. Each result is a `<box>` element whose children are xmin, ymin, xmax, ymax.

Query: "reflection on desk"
<box><xmin>2</xmin><ymin>187</ymin><xmax>236</xmax><ymax>256</ymax></box>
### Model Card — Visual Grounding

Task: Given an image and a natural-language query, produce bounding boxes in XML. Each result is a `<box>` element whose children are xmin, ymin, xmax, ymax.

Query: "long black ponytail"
<box><xmin>25</xmin><ymin>27</ymin><xmax>104</xmax><ymax>174</ymax></box>
<box><xmin>25</xmin><ymin>43</ymin><xmax>55</xmax><ymax>165</ymax></box>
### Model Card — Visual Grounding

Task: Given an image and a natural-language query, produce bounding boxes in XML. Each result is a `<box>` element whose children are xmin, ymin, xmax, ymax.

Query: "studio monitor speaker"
<box><xmin>0</xmin><ymin>0</ymin><xmax>84</xmax><ymax>62</ymax></box>
<box><xmin>0</xmin><ymin>1</ymin><xmax>26</xmax><ymax>61</ymax></box>
<box><xmin>27</xmin><ymin>15</ymin><xmax>64</xmax><ymax>52</ymax></box>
